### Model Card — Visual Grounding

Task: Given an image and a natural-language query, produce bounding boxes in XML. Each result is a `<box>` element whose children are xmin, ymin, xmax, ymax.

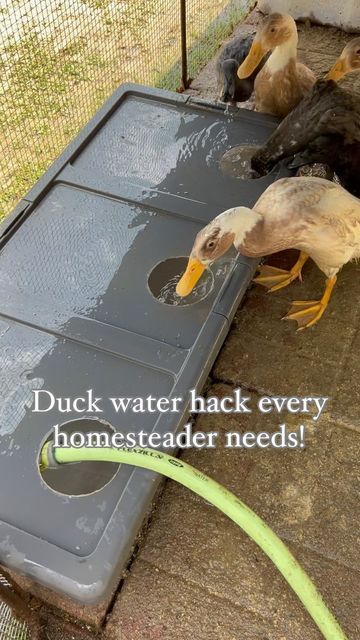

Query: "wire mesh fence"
<box><xmin>0</xmin><ymin>0</ymin><xmax>252</xmax><ymax>218</ymax></box>
<box><xmin>0</xmin><ymin>575</ymin><xmax>29</xmax><ymax>640</ymax></box>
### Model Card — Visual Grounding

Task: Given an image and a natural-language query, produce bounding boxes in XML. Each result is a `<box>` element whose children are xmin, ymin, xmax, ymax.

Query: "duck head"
<box><xmin>221</xmin><ymin>59</ymin><xmax>240</xmax><ymax>102</ymax></box>
<box><xmin>176</xmin><ymin>207</ymin><xmax>260</xmax><ymax>297</ymax></box>
<box><xmin>327</xmin><ymin>37</ymin><xmax>360</xmax><ymax>81</ymax></box>
<box><xmin>237</xmin><ymin>13</ymin><xmax>297</xmax><ymax>79</ymax></box>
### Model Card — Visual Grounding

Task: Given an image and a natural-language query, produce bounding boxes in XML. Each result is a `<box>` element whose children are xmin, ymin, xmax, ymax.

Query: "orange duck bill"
<box><xmin>237</xmin><ymin>40</ymin><xmax>267</xmax><ymax>79</ymax></box>
<box><xmin>176</xmin><ymin>257</ymin><xmax>206</xmax><ymax>297</ymax></box>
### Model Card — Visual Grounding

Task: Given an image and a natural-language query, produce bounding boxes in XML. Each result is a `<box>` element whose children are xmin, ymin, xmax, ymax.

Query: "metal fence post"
<box><xmin>180</xmin><ymin>0</ymin><xmax>189</xmax><ymax>91</ymax></box>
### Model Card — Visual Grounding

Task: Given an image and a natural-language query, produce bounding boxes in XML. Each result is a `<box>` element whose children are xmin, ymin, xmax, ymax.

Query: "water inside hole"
<box><xmin>148</xmin><ymin>257</ymin><xmax>214</xmax><ymax>307</ymax></box>
<box><xmin>220</xmin><ymin>144</ymin><xmax>261</xmax><ymax>180</ymax></box>
<box><xmin>39</xmin><ymin>418</ymin><xmax>120</xmax><ymax>496</ymax></box>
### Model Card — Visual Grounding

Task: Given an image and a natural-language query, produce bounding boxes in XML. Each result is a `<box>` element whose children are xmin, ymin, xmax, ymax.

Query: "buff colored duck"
<box><xmin>176</xmin><ymin>177</ymin><xmax>360</xmax><ymax>330</ymax></box>
<box><xmin>216</xmin><ymin>34</ymin><xmax>267</xmax><ymax>104</ymax></box>
<box><xmin>251</xmin><ymin>38</ymin><xmax>360</xmax><ymax>196</ymax></box>
<box><xmin>237</xmin><ymin>13</ymin><xmax>315</xmax><ymax>117</ymax></box>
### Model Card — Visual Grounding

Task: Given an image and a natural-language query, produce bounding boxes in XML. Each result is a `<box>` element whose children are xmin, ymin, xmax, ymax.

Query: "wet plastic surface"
<box><xmin>0</xmin><ymin>84</ymin><xmax>291</xmax><ymax>603</ymax></box>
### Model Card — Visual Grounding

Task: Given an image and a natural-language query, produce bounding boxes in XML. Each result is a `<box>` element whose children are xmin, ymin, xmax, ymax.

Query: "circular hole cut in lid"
<box><xmin>148</xmin><ymin>256</ymin><xmax>214</xmax><ymax>307</ymax></box>
<box><xmin>39</xmin><ymin>418</ymin><xmax>120</xmax><ymax>496</ymax></box>
<box><xmin>220</xmin><ymin>144</ymin><xmax>263</xmax><ymax>180</ymax></box>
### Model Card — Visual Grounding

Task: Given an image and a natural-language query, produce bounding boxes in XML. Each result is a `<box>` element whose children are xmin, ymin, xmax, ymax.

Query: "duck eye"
<box><xmin>356</xmin><ymin>49</ymin><xmax>360</xmax><ymax>55</ymax></box>
<box><xmin>270</xmin><ymin>27</ymin><xmax>276</xmax><ymax>33</ymax></box>
<box><xmin>207</xmin><ymin>240</ymin><xmax>216</xmax><ymax>249</ymax></box>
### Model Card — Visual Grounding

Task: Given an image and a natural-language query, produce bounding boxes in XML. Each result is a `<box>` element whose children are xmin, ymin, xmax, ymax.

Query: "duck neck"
<box><xmin>267</xmin><ymin>30</ymin><xmax>298</xmax><ymax>73</ymax></box>
<box><xmin>217</xmin><ymin>207</ymin><xmax>263</xmax><ymax>248</ymax></box>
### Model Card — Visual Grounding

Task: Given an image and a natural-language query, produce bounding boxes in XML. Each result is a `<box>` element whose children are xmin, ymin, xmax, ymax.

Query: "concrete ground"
<box><xmin>4</xmin><ymin>8</ymin><xmax>360</xmax><ymax>640</ymax></box>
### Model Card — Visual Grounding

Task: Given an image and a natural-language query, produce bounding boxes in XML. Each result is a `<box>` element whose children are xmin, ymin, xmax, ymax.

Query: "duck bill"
<box><xmin>238</xmin><ymin>40</ymin><xmax>267</xmax><ymax>79</ymax></box>
<box><xmin>176</xmin><ymin>257</ymin><xmax>206</xmax><ymax>297</ymax></box>
<box><xmin>326</xmin><ymin>58</ymin><xmax>347</xmax><ymax>81</ymax></box>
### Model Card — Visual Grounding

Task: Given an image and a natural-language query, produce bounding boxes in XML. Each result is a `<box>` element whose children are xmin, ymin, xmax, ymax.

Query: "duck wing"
<box><xmin>252</xmin><ymin>177</ymin><xmax>360</xmax><ymax>266</ymax></box>
<box><xmin>288</xmin><ymin>106</ymin><xmax>360</xmax><ymax>194</ymax></box>
<box><xmin>254</xmin><ymin>176</ymin><xmax>334</xmax><ymax>218</ymax></box>
<box><xmin>244</xmin><ymin>177</ymin><xmax>342</xmax><ymax>257</ymax></box>
<box><xmin>252</xmin><ymin>81</ymin><xmax>359</xmax><ymax>174</ymax></box>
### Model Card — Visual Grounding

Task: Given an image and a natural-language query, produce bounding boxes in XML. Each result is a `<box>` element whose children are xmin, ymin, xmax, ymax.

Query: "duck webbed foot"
<box><xmin>284</xmin><ymin>276</ymin><xmax>337</xmax><ymax>330</ymax></box>
<box><xmin>254</xmin><ymin>252</ymin><xmax>309</xmax><ymax>292</ymax></box>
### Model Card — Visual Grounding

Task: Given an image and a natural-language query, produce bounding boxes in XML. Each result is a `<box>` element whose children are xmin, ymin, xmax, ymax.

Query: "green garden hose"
<box><xmin>40</xmin><ymin>443</ymin><xmax>348</xmax><ymax>640</ymax></box>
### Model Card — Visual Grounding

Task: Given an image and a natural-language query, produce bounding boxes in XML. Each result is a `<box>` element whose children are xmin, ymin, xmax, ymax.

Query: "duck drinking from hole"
<box><xmin>176</xmin><ymin>177</ymin><xmax>360</xmax><ymax>330</ymax></box>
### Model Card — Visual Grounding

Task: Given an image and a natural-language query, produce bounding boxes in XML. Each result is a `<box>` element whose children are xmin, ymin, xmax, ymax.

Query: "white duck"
<box><xmin>176</xmin><ymin>177</ymin><xmax>360</xmax><ymax>330</ymax></box>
